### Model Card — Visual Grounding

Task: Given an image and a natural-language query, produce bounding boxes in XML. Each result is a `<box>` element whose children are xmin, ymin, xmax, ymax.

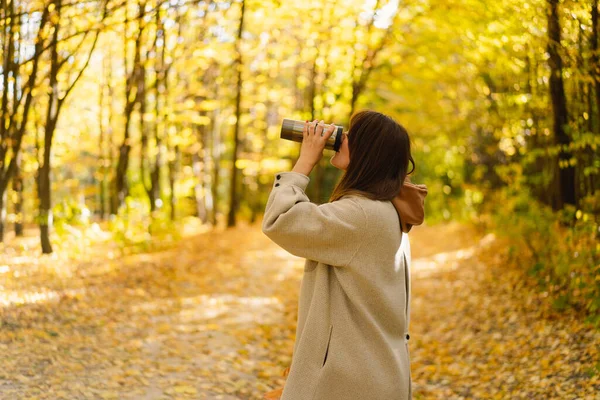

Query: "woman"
<box><xmin>262</xmin><ymin>110</ymin><xmax>428</xmax><ymax>400</ymax></box>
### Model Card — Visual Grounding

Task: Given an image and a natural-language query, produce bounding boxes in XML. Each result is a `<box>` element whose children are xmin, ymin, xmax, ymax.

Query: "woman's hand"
<box><xmin>292</xmin><ymin>119</ymin><xmax>336</xmax><ymax>176</ymax></box>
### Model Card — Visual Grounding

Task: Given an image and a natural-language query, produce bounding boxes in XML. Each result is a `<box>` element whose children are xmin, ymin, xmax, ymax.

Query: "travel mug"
<box><xmin>280</xmin><ymin>119</ymin><xmax>345</xmax><ymax>152</ymax></box>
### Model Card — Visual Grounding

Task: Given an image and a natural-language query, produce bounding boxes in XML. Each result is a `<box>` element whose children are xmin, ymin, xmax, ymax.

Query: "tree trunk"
<box><xmin>111</xmin><ymin>0</ymin><xmax>143</xmax><ymax>215</ymax></box>
<box><xmin>150</xmin><ymin>95</ymin><xmax>161</xmax><ymax>218</ymax></box>
<box><xmin>142</xmin><ymin>7</ymin><xmax>161</xmax><ymax>216</ymax></box>
<box><xmin>575</xmin><ymin>19</ymin><xmax>585</xmax><ymax>204</ymax></box>
<box><xmin>13</xmin><ymin>153</ymin><xmax>23</xmax><ymax>236</ymax></box>
<box><xmin>203</xmin><ymin>118</ymin><xmax>215</xmax><ymax>225</ymax></box>
<box><xmin>39</xmin><ymin>107</ymin><xmax>57</xmax><ymax>254</ymax></box>
<box><xmin>211</xmin><ymin>109</ymin><xmax>221</xmax><ymax>226</ymax></box>
<box><xmin>38</xmin><ymin>0</ymin><xmax>103</xmax><ymax>253</ymax></box>
<box><xmin>0</xmin><ymin>1</ymin><xmax>47</xmax><ymax>242</ymax></box>
<box><xmin>168</xmin><ymin>144</ymin><xmax>180</xmax><ymax>221</ymax></box>
<box><xmin>302</xmin><ymin>6</ymin><xmax>330</xmax><ymax>203</ymax></box>
<box><xmin>99</xmin><ymin>57</ymin><xmax>107</xmax><ymax>220</ymax></box>
<box><xmin>139</xmin><ymin>63</ymin><xmax>152</xmax><ymax>211</ymax></box>
<box><xmin>0</xmin><ymin>0</ymin><xmax>14</xmax><ymax>242</ymax></box>
<box><xmin>590</xmin><ymin>0</ymin><xmax>599</xmax><ymax>194</ymax></box>
<box><xmin>592</xmin><ymin>0</ymin><xmax>600</xmax><ymax>133</ymax></box>
<box><xmin>250</xmin><ymin>101</ymin><xmax>271</xmax><ymax>224</ymax></box>
<box><xmin>38</xmin><ymin>152</ymin><xmax>53</xmax><ymax>254</ymax></box>
<box><xmin>227</xmin><ymin>0</ymin><xmax>245</xmax><ymax>228</ymax></box>
<box><xmin>547</xmin><ymin>0</ymin><xmax>576</xmax><ymax>209</ymax></box>
<box><xmin>193</xmin><ymin>124</ymin><xmax>208</xmax><ymax>223</ymax></box>
<box><xmin>0</xmin><ymin>189</ymin><xmax>5</xmax><ymax>243</ymax></box>
<box><xmin>148</xmin><ymin>8</ymin><xmax>166</xmax><ymax>217</ymax></box>
<box><xmin>193</xmin><ymin>151</ymin><xmax>208</xmax><ymax>223</ymax></box>
<box><xmin>38</xmin><ymin>0</ymin><xmax>63</xmax><ymax>254</ymax></box>
<box><xmin>106</xmin><ymin>48</ymin><xmax>115</xmax><ymax>220</ymax></box>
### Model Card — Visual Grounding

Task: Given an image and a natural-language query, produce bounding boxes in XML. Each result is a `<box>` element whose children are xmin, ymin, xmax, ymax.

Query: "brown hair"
<box><xmin>329</xmin><ymin>110</ymin><xmax>415</xmax><ymax>203</ymax></box>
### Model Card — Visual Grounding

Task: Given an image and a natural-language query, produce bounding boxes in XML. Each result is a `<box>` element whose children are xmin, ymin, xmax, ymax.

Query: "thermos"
<box><xmin>280</xmin><ymin>118</ymin><xmax>345</xmax><ymax>152</ymax></box>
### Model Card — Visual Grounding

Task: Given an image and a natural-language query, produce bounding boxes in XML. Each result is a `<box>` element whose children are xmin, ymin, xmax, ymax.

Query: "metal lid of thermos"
<box><xmin>280</xmin><ymin>118</ymin><xmax>344</xmax><ymax>152</ymax></box>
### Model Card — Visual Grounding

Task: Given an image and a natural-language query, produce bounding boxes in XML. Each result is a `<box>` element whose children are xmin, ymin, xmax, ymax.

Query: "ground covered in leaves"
<box><xmin>1</xmin><ymin>221</ymin><xmax>598</xmax><ymax>399</ymax></box>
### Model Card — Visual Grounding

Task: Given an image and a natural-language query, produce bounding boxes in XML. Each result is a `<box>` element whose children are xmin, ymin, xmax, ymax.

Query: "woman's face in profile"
<box><xmin>330</xmin><ymin>131</ymin><xmax>349</xmax><ymax>171</ymax></box>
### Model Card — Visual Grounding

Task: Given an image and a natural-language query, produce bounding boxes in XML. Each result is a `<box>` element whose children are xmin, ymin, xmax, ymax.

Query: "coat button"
<box><xmin>276</xmin><ymin>174</ymin><xmax>281</xmax><ymax>180</ymax></box>
<box><xmin>275</xmin><ymin>183</ymin><xmax>280</xmax><ymax>187</ymax></box>
<box><xmin>406</xmin><ymin>334</ymin><xmax>410</xmax><ymax>340</ymax></box>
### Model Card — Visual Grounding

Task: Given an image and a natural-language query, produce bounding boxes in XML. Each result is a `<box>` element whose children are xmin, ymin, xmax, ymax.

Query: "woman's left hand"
<box><xmin>297</xmin><ymin>119</ymin><xmax>336</xmax><ymax>169</ymax></box>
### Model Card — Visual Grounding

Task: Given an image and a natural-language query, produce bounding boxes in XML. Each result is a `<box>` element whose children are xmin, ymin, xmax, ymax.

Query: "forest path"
<box><xmin>0</xmin><ymin>220</ymin><xmax>598</xmax><ymax>399</ymax></box>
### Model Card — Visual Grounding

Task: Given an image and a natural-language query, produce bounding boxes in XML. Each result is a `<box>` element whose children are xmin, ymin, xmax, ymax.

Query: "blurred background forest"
<box><xmin>1</xmin><ymin>0</ymin><xmax>600</xmax><ymax>347</ymax></box>
<box><xmin>1</xmin><ymin>0</ymin><xmax>600</xmax><ymax>398</ymax></box>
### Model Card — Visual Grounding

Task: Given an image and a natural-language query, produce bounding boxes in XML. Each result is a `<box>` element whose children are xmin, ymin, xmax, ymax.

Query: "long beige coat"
<box><xmin>262</xmin><ymin>171</ymin><xmax>427</xmax><ymax>400</ymax></box>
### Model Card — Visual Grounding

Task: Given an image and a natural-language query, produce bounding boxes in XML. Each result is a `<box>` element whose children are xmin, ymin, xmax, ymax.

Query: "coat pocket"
<box><xmin>322</xmin><ymin>324</ymin><xmax>333</xmax><ymax>368</ymax></box>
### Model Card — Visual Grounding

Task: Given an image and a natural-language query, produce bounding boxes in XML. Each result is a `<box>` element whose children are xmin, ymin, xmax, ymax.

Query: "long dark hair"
<box><xmin>329</xmin><ymin>110</ymin><xmax>415</xmax><ymax>203</ymax></box>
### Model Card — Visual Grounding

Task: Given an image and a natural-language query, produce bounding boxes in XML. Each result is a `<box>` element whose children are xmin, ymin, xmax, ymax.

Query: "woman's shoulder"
<box><xmin>339</xmin><ymin>195</ymin><xmax>398</xmax><ymax>227</ymax></box>
<box><xmin>330</xmin><ymin>195</ymin><xmax>367</xmax><ymax>212</ymax></box>
<box><xmin>336</xmin><ymin>195</ymin><xmax>394</xmax><ymax>221</ymax></box>
<box><xmin>324</xmin><ymin>196</ymin><xmax>369</xmax><ymax>224</ymax></box>
<box><xmin>339</xmin><ymin>193</ymin><xmax>391</xmax><ymax>208</ymax></box>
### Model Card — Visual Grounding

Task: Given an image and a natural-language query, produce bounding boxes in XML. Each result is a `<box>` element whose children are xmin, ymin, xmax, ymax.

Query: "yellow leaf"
<box><xmin>125</xmin><ymin>369</ymin><xmax>140</xmax><ymax>377</ymax></box>
<box><xmin>173</xmin><ymin>385</ymin><xmax>197</xmax><ymax>395</ymax></box>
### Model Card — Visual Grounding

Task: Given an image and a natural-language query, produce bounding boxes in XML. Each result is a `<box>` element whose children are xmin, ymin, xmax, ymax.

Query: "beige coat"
<box><xmin>262</xmin><ymin>171</ymin><xmax>427</xmax><ymax>400</ymax></box>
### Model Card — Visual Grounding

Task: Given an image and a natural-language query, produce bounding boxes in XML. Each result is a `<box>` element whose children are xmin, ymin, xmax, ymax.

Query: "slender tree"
<box><xmin>37</xmin><ymin>0</ymin><xmax>105</xmax><ymax>253</ymax></box>
<box><xmin>227</xmin><ymin>0</ymin><xmax>245</xmax><ymax>227</ymax></box>
<box><xmin>546</xmin><ymin>0</ymin><xmax>576</xmax><ymax>210</ymax></box>
<box><xmin>112</xmin><ymin>0</ymin><xmax>145</xmax><ymax>215</ymax></box>
<box><xmin>0</xmin><ymin>1</ymin><xmax>48</xmax><ymax>242</ymax></box>
<box><xmin>592</xmin><ymin>0</ymin><xmax>599</xmax><ymax>132</ymax></box>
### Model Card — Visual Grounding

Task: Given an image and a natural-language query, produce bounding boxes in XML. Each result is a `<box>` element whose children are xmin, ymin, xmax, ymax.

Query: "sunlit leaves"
<box><xmin>2</xmin><ymin>217</ymin><xmax>598</xmax><ymax>398</ymax></box>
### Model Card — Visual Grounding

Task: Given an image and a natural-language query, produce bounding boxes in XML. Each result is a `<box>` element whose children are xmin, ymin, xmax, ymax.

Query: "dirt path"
<box><xmin>408</xmin><ymin>222</ymin><xmax>599</xmax><ymax>399</ymax></box>
<box><xmin>1</xmin><ymin>221</ymin><xmax>598</xmax><ymax>399</ymax></box>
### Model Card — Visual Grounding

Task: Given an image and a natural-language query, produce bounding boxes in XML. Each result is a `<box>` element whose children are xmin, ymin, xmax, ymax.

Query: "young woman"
<box><xmin>262</xmin><ymin>110</ymin><xmax>428</xmax><ymax>400</ymax></box>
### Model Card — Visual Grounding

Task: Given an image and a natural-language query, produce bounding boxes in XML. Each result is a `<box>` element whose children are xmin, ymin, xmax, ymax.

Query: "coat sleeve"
<box><xmin>261</xmin><ymin>171</ymin><xmax>368</xmax><ymax>267</ymax></box>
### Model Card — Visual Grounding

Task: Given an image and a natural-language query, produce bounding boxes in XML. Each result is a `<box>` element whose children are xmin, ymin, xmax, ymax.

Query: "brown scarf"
<box><xmin>390</xmin><ymin>176</ymin><xmax>428</xmax><ymax>233</ymax></box>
